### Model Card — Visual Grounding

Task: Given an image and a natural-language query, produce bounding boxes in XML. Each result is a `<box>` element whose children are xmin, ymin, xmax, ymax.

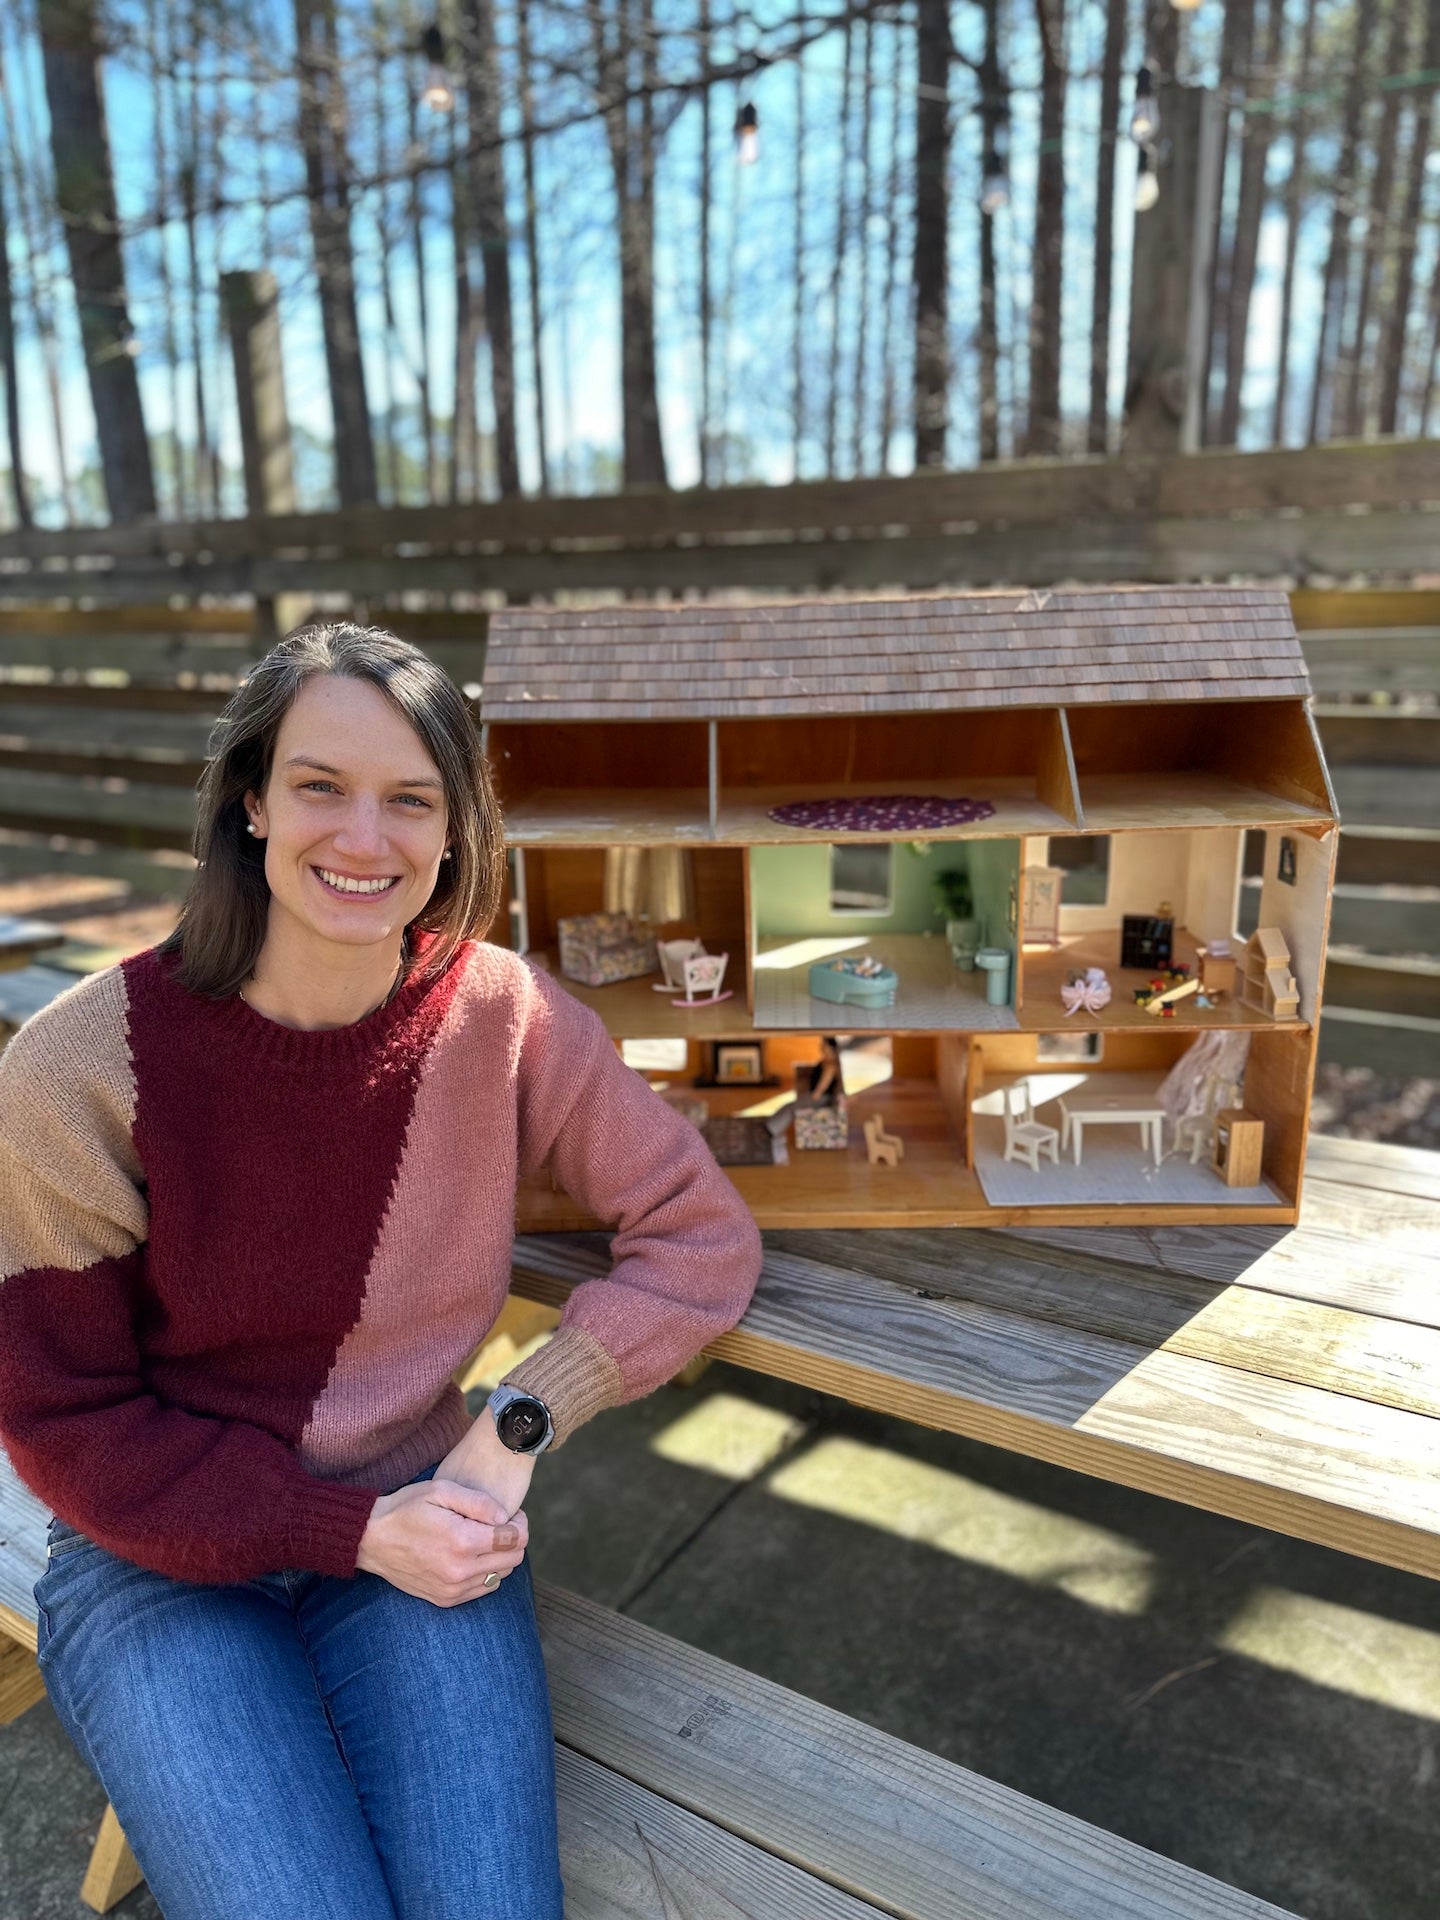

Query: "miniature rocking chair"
<box><xmin>1001</xmin><ymin>1083</ymin><xmax>1060</xmax><ymax>1173</ymax></box>
<box><xmin>863</xmin><ymin>1113</ymin><xmax>904</xmax><ymax>1167</ymax></box>
<box><xmin>672</xmin><ymin>951</ymin><xmax>733</xmax><ymax>1007</ymax></box>
<box><xmin>1172</xmin><ymin>1070</ymin><xmax>1241</xmax><ymax>1166</ymax></box>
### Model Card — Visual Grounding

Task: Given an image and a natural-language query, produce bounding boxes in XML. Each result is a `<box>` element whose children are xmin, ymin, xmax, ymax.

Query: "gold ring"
<box><xmin>482</xmin><ymin>1571</ymin><xmax>500</xmax><ymax>1589</ymax></box>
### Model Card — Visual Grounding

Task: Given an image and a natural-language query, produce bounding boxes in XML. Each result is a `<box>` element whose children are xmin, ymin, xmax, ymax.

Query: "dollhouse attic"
<box><xmin>480</xmin><ymin>585</ymin><xmax>1335</xmax><ymax>1232</ymax></box>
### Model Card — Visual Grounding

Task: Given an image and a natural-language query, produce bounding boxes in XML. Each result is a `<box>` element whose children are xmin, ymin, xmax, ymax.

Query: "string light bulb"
<box><xmin>1135</xmin><ymin>145</ymin><xmax>1160</xmax><ymax>212</ymax></box>
<box><xmin>1170</xmin><ymin>0</ymin><xmax>1203</xmax><ymax>10</ymax></box>
<box><xmin>1131</xmin><ymin>64</ymin><xmax>1159</xmax><ymax>143</ymax></box>
<box><xmin>734</xmin><ymin>102</ymin><xmax>759</xmax><ymax>165</ymax></box>
<box><xmin>420</xmin><ymin>23</ymin><xmax>454</xmax><ymax>112</ymax></box>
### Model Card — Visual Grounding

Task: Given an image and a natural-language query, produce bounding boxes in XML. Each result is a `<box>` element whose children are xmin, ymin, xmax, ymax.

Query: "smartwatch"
<box><xmin>486</xmin><ymin>1383</ymin><xmax>555</xmax><ymax>1456</ymax></box>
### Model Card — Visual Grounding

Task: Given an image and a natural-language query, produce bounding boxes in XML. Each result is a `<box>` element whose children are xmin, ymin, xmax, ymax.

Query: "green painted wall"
<box><xmin>966</xmin><ymin>838</ymin><xmax>1020</xmax><ymax>992</ymax></box>
<box><xmin>750</xmin><ymin>842</ymin><xmax>984</xmax><ymax>938</ymax></box>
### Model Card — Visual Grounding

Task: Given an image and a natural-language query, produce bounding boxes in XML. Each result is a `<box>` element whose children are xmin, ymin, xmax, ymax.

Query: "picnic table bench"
<box><xmin>0</xmin><ymin>913</ymin><xmax>64</xmax><ymax>974</ymax></box>
<box><xmin>0</xmin><ymin>1458</ymin><xmax>1299</xmax><ymax>1918</ymax></box>
<box><xmin>515</xmin><ymin>1132</ymin><xmax>1440</xmax><ymax>1586</ymax></box>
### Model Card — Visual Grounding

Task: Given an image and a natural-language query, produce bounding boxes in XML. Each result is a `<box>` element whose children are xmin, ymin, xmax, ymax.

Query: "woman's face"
<box><xmin>243</xmin><ymin>673</ymin><xmax>450</xmax><ymax>954</ymax></box>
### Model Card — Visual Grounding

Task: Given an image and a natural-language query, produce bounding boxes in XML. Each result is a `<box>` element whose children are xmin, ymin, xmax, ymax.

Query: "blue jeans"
<box><xmin>33</xmin><ymin>1461</ymin><xmax>564</xmax><ymax>1919</ymax></box>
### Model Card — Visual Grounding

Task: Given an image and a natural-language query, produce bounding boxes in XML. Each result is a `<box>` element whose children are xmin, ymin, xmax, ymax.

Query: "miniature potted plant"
<box><xmin>933</xmin><ymin>869</ymin><xmax>978</xmax><ymax>968</ymax></box>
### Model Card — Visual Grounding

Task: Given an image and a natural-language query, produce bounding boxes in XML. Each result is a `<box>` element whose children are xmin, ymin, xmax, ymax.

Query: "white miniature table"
<box><xmin>1057</xmin><ymin>1089</ymin><xmax>1165</xmax><ymax>1167</ymax></box>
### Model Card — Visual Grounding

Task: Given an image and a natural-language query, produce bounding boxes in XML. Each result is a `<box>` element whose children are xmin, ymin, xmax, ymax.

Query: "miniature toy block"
<box><xmin>482</xmin><ymin>585</ymin><xmax>1333</xmax><ymax>1230</ymax></box>
<box><xmin>1213</xmin><ymin>1108</ymin><xmax>1266</xmax><ymax>1187</ymax></box>
<box><xmin>864</xmin><ymin>1114</ymin><xmax>905</xmax><ymax>1167</ymax></box>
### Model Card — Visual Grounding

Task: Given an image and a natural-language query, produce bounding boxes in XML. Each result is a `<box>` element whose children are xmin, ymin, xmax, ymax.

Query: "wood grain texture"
<box><xmin>512</xmin><ymin>1137</ymin><xmax>1440</xmax><ymax>1577</ymax></box>
<box><xmin>540</xmin><ymin>1585</ymin><xmax>1300</xmax><ymax>1920</ymax></box>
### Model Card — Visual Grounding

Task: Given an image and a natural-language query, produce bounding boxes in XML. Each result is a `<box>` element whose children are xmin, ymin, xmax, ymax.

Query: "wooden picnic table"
<box><xmin>0</xmin><ymin>914</ymin><xmax>64</xmax><ymax>972</ymax></box>
<box><xmin>512</xmin><ymin>1131</ymin><xmax>1440</xmax><ymax>1582</ymax></box>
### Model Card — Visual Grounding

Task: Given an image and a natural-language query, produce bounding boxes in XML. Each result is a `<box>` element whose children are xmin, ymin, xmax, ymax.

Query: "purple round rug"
<box><xmin>768</xmin><ymin>794</ymin><xmax>997</xmax><ymax>832</ymax></box>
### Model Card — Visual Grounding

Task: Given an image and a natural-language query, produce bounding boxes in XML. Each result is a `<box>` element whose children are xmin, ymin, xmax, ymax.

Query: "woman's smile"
<box><xmin>310</xmin><ymin>865</ymin><xmax>403</xmax><ymax>899</ymax></box>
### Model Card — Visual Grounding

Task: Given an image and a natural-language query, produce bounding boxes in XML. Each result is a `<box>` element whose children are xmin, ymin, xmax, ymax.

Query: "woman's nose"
<box><xmin>331</xmin><ymin>803</ymin><xmax>388</xmax><ymax>851</ymax></box>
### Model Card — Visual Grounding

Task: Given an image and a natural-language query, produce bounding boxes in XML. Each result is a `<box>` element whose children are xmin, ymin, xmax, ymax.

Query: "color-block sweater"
<box><xmin>0</xmin><ymin>929</ymin><xmax>763</xmax><ymax>1586</ymax></box>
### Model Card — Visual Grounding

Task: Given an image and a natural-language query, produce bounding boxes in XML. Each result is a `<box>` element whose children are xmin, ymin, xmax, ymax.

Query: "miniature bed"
<box><xmin>481</xmin><ymin>585</ymin><xmax>1334</xmax><ymax>1230</ymax></box>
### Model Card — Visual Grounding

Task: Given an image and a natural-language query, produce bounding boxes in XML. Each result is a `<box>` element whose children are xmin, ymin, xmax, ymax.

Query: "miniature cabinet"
<box><xmin>1022</xmin><ymin>866</ymin><xmax>1064</xmax><ymax>946</ymax></box>
<box><xmin>481</xmin><ymin>585</ymin><xmax>1334</xmax><ymax>1231</ymax></box>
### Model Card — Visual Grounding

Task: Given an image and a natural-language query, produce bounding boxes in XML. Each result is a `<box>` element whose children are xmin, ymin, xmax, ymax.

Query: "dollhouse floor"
<box><xmin>754</xmin><ymin>934</ymin><xmax>1020</xmax><ymax>1032</ymax></box>
<box><xmin>972</xmin><ymin>1071</ymin><xmax>1283</xmax><ymax>1208</ymax></box>
<box><xmin>1019</xmin><ymin>928</ymin><xmax>1304</xmax><ymax>1033</ymax></box>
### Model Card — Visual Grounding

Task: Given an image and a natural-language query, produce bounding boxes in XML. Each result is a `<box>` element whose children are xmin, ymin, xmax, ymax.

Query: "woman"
<box><xmin>0</xmin><ymin>623</ymin><xmax>764</xmax><ymax>1918</ymax></box>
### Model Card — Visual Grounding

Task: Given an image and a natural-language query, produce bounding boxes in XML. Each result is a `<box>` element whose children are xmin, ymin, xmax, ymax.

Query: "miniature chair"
<box><xmin>1001</xmin><ymin>1083</ymin><xmax>1060</xmax><ymax>1173</ymax></box>
<box><xmin>1172</xmin><ymin>1071</ymin><xmax>1241</xmax><ymax>1165</ymax></box>
<box><xmin>672</xmin><ymin>951</ymin><xmax>732</xmax><ymax>1007</ymax></box>
<box><xmin>863</xmin><ymin>1114</ymin><xmax>904</xmax><ymax>1168</ymax></box>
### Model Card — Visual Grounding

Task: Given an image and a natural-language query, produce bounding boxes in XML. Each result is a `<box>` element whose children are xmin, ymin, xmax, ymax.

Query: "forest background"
<box><xmin>2</xmin><ymin>0</ymin><xmax>1438</xmax><ymax>527</ymax></box>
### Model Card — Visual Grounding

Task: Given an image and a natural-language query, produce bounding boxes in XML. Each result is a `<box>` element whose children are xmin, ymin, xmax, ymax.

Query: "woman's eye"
<box><xmin>299</xmin><ymin>782</ymin><xmax>430</xmax><ymax>808</ymax></box>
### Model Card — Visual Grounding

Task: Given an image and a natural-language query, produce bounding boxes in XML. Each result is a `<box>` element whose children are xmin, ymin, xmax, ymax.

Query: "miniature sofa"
<box><xmin>557</xmin><ymin>912</ymin><xmax>657</xmax><ymax>987</ymax></box>
<box><xmin>808</xmin><ymin>955</ymin><xmax>899</xmax><ymax>1009</ymax></box>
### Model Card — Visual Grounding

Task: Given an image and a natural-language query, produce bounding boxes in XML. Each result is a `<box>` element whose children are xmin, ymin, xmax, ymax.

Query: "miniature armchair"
<box><xmin>1001</xmin><ymin>1083</ymin><xmax>1060</xmax><ymax>1173</ymax></box>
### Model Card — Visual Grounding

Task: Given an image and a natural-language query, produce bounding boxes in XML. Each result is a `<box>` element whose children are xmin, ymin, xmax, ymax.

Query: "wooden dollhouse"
<box><xmin>480</xmin><ymin>585</ymin><xmax>1336</xmax><ymax>1230</ymax></box>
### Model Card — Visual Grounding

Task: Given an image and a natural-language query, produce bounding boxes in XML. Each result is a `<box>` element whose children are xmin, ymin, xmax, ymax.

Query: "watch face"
<box><xmin>497</xmin><ymin>1398</ymin><xmax>549</xmax><ymax>1452</ymax></box>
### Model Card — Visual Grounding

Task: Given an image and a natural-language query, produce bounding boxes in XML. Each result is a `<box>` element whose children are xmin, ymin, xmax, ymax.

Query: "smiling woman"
<box><xmin>0</xmin><ymin>620</ymin><xmax>763</xmax><ymax>1918</ymax></box>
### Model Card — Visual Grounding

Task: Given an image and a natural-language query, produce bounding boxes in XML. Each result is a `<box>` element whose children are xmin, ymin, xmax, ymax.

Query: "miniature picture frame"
<box><xmin>1277</xmin><ymin>836</ymin><xmax>1297</xmax><ymax>886</ymax></box>
<box><xmin>1037</xmin><ymin>1031</ymin><xmax>1105</xmax><ymax>1064</ymax></box>
<box><xmin>714</xmin><ymin>1041</ymin><xmax>765</xmax><ymax>1085</ymax></box>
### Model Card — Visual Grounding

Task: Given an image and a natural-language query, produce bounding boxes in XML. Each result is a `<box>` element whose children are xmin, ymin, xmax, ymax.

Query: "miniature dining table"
<box><xmin>511</xmin><ymin>1133</ymin><xmax>1440</xmax><ymax>1582</ymax></box>
<box><xmin>1057</xmin><ymin>1086</ymin><xmax>1166</xmax><ymax>1167</ymax></box>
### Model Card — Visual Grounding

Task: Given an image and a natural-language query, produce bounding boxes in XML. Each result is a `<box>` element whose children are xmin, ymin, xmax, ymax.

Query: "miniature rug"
<box><xmin>767</xmin><ymin>795</ymin><xmax>997</xmax><ymax>832</ymax></box>
<box><xmin>703</xmin><ymin>1115</ymin><xmax>781</xmax><ymax>1166</ymax></box>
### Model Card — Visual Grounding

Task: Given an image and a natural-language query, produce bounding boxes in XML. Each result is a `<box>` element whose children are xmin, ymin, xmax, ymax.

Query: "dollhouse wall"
<box><xmin>966</xmin><ymin>839</ymin><xmax>1020</xmax><ymax>974</ymax></box>
<box><xmin>1023</xmin><ymin>830</ymin><xmax>1244</xmax><ymax>946</ymax></box>
<box><xmin>749</xmin><ymin>842</ymin><xmax>948</xmax><ymax>937</ymax></box>
<box><xmin>1255</xmin><ymin>826</ymin><xmax>1334</xmax><ymax>1023</ymax></box>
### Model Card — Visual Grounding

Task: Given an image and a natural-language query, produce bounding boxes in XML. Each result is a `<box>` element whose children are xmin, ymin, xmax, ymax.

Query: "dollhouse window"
<box><xmin>621</xmin><ymin>1038</ymin><xmax>689</xmax><ymax>1073</ymax></box>
<box><xmin>830</xmin><ymin>843</ymin><xmax>893</xmax><ymax>913</ymax></box>
<box><xmin>1046</xmin><ymin>836</ymin><xmax>1110</xmax><ymax>907</ymax></box>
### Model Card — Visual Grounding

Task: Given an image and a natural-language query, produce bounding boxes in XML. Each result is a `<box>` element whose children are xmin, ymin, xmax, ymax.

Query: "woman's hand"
<box><xmin>356</xmin><ymin>1478</ymin><xmax>529</xmax><ymax>1608</ymax></box>
<box><xmin>432</xmin><ymin>1403</ymin><xmax>538</xmax><ymax>1521</ymax></box>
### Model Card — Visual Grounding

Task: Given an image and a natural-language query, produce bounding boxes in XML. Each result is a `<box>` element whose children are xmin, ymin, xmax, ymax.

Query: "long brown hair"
<box><xmin>156</xmin><ymin>622</ymin><xmax>506</xmax><ymax>999</ymax></box>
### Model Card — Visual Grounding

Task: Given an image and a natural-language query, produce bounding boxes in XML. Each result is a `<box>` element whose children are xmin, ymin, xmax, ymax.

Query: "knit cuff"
<box><xmin>501</xmin><ymin>1324</ymin><xmax>624</xmax><ymax>1450</ymax></box>
<box><xmin>283</xmin><ymin>1481</ymin><xmax>383</xmax><ymax>1579</ymax></box>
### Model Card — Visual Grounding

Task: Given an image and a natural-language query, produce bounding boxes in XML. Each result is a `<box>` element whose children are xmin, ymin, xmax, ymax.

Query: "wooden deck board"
<box><xmin>512</xmin><ymin>1136</ymin><xmax>1440</xmax><ymax>1579</ymax></box>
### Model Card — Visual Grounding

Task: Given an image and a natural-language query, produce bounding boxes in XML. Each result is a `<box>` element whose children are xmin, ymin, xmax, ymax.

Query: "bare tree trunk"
<box><xmin>588</xmin><ymin>0</ymin><xmax>667</xmax><ymax>487</ymax></box>
<box><xmin>1203</xmin><ymin>0</ymin><xmax>1254</xmax><ymax>444</ymax></box>
<box><xmin>697</xmin><ymin>0</ymin><xmax>712</xmax><ymax>485</ymax></box>
<box><xmin>294</xmin><ymin>0</ymin><xmax>377</xmax><ymax>506</ymax></box>
<box><xmin>792</xmin><ymin>2</ymin><xmax>806</xmax><ymax>477</ymax></box>
<box><xmin>370</xmin><ymin>18</ymin><xmax>399</xmax><ymax>501</ymax></box>
<box><xmin>1217</xmin><ymin>0</ymin><xmax>1284</xmax><ymax>445</ymax></box>
<box><xmin>878</xmin><ymin>9</ymin><xmax>904</xmax><ymax>469</ymax></box>
<box><xmin>450</xmin><ymin>103</ymin><xmax>477</xmax><ymax>503</ymax></box>
<box><xmin>0</xmin><ymin>144</ymin><xmax>28</xmax><ymax>525</ymax></box>
<box><xmin>1272</xmin><ymin>0</ymin><xmax>1317</xmax><ymax>444</ymax></box>
<box><xmin>1307</xmin><ymin>18</ymin><xmax>1367</xmax><ymax>444</ymax></box>
<box><xmin>1025</xmin><ymin>0</ymin><xmax>1066</xmax><ymax>455</ymax></box>
<box><xmin>514</xmin><ymin>0</ymin><xmax>549</xmax><ymax>492</ymax></box>
<box><xmin>1087</xmin><ymin>0</ymin><xmax>1124</xmax><ymax>456</ymax></box>
<box><xmin>459</xmin><ymin>0</ymin><xmax>520</xmax><ymax>494</ymax></box>
<box><xmin>0</xmin><ymin>45</ymin><xmax>75</xmax><ymax>519</ymax></box>
<box><xmin>850</xmin><ymin>11</ymin><xmax>873</xmax><ymax>474</ymax></box>
<box><xmin>826</xmin><ymin>17</ymin><xmax>853</xmax><ymax>477</ymax></box>
<box><xmin>37</xmin><ymin>0</ymin><xmax>156</xmax><ymax>521</ymax></box>
<box><xmin>913</xmin><ymin>0</ymin><xmax>950</xmax><ymax>467</ymax></box>
<box><xmin>1341</xmin><ymin>0</ymin><xmax>1412</xmax><ymax>437</ymax></box>
<box><xmin>1379</xmin><ymin>0</ymin><xmax>1439</xmax><ymax>433</ymax></box>
<box><xmin>147</xmin><ymin>0</ymin><xmax>184</xmax><ymax>516</ymax></box>
<box><xmin>401</xmin><ymin>0</ymin><xmax>437</xmax><ymax>501</ymax></box>
<box><xmin>182</xmin><ymin>0</ymin><xmax>216</xmax><ymax>514</ymax></box>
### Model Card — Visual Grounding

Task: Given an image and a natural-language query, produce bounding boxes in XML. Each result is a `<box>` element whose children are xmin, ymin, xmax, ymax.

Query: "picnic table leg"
<box><xmin>80</xmin><ymin>1804</ymin><xmax>144</xmax><ymax>1913</ymax></box>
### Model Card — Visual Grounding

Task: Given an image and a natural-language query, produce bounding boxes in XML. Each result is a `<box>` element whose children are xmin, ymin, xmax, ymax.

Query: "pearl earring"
<box><xmin>247</xmin><ymin>823</ymin><xmax>258</xmax><ymax>835</ymax></box>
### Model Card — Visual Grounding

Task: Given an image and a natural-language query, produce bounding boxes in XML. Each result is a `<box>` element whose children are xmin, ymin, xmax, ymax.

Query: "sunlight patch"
<box><xmin>650</xmin><ymin>1393</ymin><xmax>809</xmax><ymax>1480</ymax></box>
<box><xmin>765</xmin><ymin>1436</ymin><xmax>1156</xmax><ymax>1615</ymax></box>
<box><xmin>1220</xmin><ymin>1587</ymin><xmax>1440</xmax><ymax>1719</ymax></box>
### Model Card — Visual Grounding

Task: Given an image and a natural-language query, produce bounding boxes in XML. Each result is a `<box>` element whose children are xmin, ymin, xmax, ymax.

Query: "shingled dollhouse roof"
<box><xmin>480</xmin><ymin>585</ymin><xmax>1310</xmax><ymax>723</ymax></box>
